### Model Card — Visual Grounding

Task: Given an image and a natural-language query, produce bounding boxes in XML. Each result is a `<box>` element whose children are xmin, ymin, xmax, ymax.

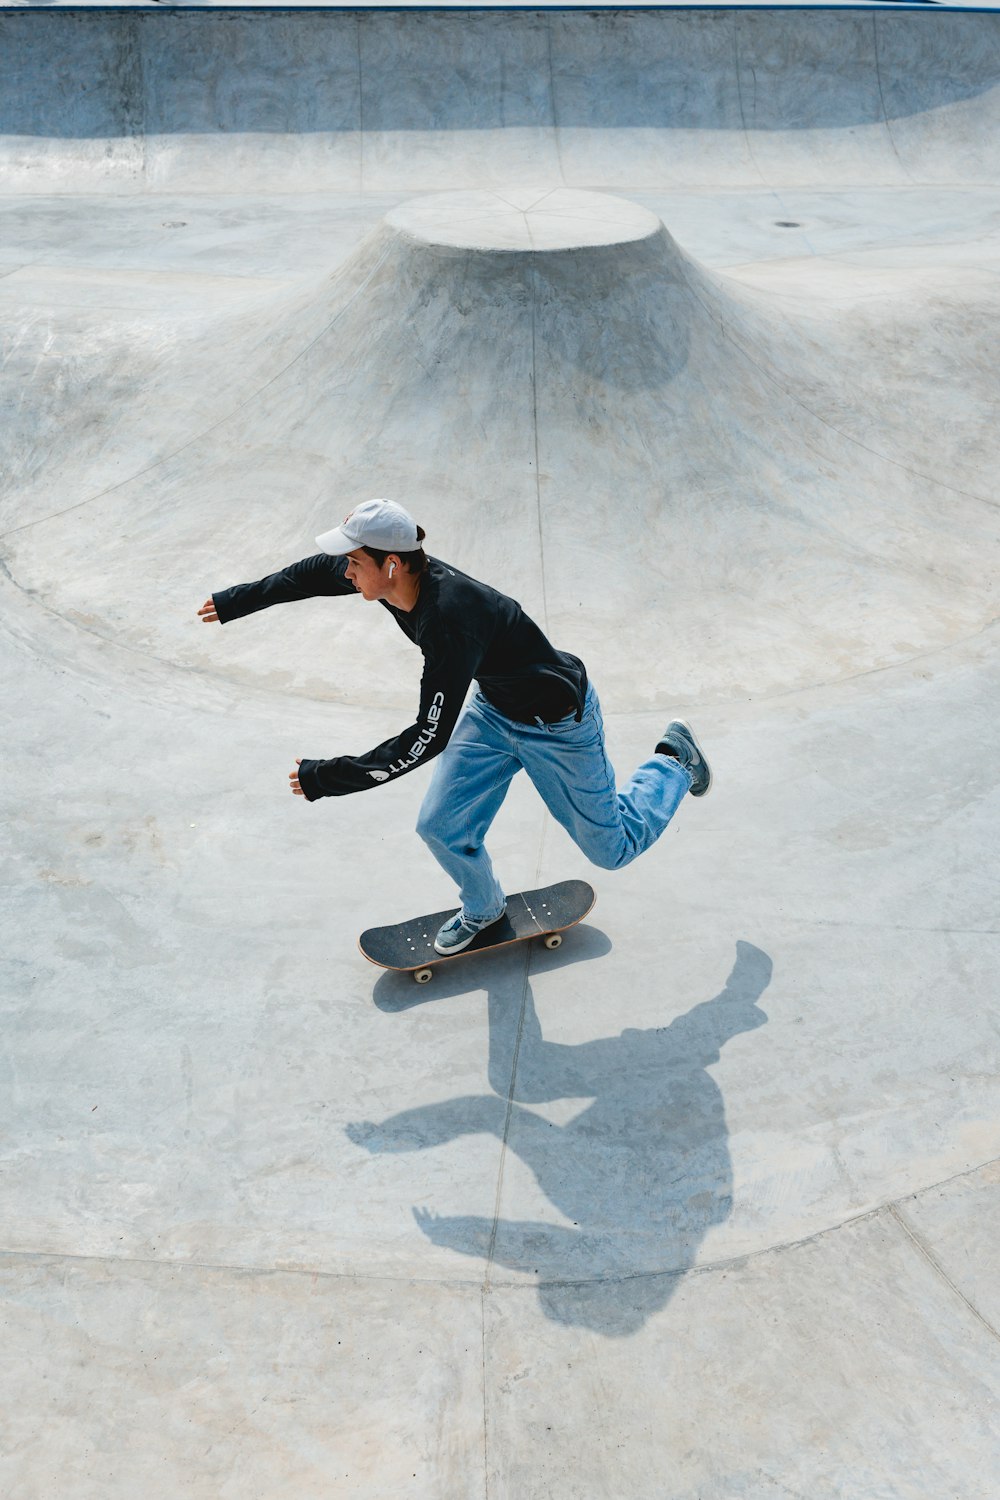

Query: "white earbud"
<box><xmin>388</xmin><ymin>563</ymin><xmax>396</xmax><ymax>578</ymax></box>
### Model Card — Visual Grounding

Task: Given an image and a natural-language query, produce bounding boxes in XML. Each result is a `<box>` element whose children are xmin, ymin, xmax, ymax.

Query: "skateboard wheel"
<box><xmin>543</xmin><ymin>933</ymin><xmax>562</xmax><ymax>950</ymax></box>
<box><xmin>414</xmin><ymin>967</ymin><xmax>434</xmax><ymax>985</ymax></box>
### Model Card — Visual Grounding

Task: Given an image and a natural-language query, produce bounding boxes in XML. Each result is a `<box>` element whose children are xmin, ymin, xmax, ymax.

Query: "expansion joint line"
<box><xmin>732</xmin><ymin>20</ymin><xmax>770</xmax><ymax>193</ymax></box>
<box><xmin>480</xmin><ymin>939</ymin><xmax>532</xmax><ymax>1499</ymax></box>
<box><xmin>544</xmin><ymin>14</ymin><xmax>567</xmax><ymax>189</ymax></box>
<box><xmin>480</xmin><ymin>1283</ymin><xmax>491</xmax><ymax>1500</ymax></box>
<box><xmin>529</xmin><ymin>268</ymin><xmax>549</xmax><ymax>634</ymax></box>
<box><xmin>355</xmin><ymin>15</ymin><xmax>365</xmax><ymax>192</ymax></box>
<box><xmin>483</xmin><ymin>941</ymin><xmax>534</xmax><ymax>1297</ymax></box>
<box><xmin>888</xmin><ymin>1203</ymin><xmax>1000</xmax><ymax>1345</ymax></box>
<box><xmin>872</xmin><ymin>16</ymin><xmax>913</xmax><ymax>185</ymax></box>
<box><xmin>526</xmin><ymin>266</ymin><xmax>558</xmax><ymax>971</ymax></box>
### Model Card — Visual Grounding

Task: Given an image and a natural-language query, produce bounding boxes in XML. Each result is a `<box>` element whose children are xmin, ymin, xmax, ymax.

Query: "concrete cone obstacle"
<box><xmin>5</xmin><ymin>189</ymin><xmax>998</xmax><ymax>711</ymax></box>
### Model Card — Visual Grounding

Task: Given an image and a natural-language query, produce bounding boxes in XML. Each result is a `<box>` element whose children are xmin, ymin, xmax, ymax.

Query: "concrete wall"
<box><xmin>2</xmin><ymin>8</ymin><xmax>1000</xmax><ymax>192</ymax></box>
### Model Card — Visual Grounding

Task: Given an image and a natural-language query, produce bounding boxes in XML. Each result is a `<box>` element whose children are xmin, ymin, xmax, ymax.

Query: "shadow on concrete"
<box><xmin>348</xmin><ymin>938</ymin><xmax>771</xmax><ymax>1337</ymax></box>
<box><xmin>1</xmin><ymin>13</ymin><xmax>995</xmax><ymax>140</ymax></box>
<box><xmin>369</xmin><ymin>920</ymin><xmax>614</xmax><ymax>1014</ymax></box>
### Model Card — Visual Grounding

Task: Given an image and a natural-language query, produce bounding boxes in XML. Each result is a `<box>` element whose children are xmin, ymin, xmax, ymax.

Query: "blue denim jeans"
<box><xmin>416</xmin><ymin>685</ymin><xmax>692</xmax><ymax>922</ymax></box>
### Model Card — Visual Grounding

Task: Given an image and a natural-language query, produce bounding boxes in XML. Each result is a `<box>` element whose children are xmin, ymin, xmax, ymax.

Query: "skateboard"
<box><xmin>359</xmin><ymin>879</ymin><xmax>596</xmax><ymax>983</ymax></box>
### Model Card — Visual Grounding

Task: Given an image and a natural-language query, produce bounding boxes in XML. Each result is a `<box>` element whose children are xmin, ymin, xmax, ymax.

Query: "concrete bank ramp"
<box><xmin>2</xmin><ymin>9</ymin><xmax>1000</xmax><ymax>1499</ymax></box>
<box><xmin>2</xmin><ymin>9</ymin><xmax>1000</xmax><ymax>191</ymax></box>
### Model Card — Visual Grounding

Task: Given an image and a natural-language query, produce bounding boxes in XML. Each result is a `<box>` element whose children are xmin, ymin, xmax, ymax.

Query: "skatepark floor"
<box><xmin>2</xmin><ymin>9</ymin><xmax>1000</xmax><ymax>1497</ymax></box>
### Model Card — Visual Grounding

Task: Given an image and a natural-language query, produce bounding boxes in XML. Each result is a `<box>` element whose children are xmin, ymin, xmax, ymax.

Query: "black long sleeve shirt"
<box><xmin>212</xmin><ymin>554</ymin><xmax>587</xmax><ymax>800</ymax></box>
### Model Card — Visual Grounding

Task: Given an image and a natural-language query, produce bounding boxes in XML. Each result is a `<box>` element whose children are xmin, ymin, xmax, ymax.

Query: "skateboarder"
<box><xmin>198</xmin><ymin>498</ymin><xmax>711</xmax><ymax>955</ymax></box>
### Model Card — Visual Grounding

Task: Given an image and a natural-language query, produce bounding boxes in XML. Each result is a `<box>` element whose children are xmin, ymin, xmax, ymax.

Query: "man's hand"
<box><xmin>289</xmin><ymin>759</ymin><xmax>305</xmax><ymax>796</ymax></box>
<box><xmin>197</xmin><ymin>598</ymin><xmax>220</xmax><ymax>623</ymax></box>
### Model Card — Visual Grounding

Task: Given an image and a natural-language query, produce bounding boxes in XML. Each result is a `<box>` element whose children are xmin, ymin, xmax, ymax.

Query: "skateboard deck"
<box><xmin>359</xmin><ymin>879</ymin><xmax>596</xmax><ymax>983</ymax></box>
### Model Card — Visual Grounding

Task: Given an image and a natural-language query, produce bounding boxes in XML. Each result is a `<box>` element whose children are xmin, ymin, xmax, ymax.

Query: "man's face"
<box><xmin>343</xmin><ymin>548</ymin><xmax>390</xmax><ymax>601</ymax></box>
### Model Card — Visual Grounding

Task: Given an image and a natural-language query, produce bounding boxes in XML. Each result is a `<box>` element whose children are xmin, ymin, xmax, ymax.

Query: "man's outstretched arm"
<box><xmin>295</xmin><ymin>635</ymin><xmax>480</xmax><ymax>800</ymax></box>
<box><xmin>198</xmin><ymin>552</ymin><xmax>357</xmax><ymax>625</ymax></box>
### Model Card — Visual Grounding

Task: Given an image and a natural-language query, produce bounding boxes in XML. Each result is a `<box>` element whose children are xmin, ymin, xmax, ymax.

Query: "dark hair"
<box><xmin>362</xmin><ymin>524</ymin><xmax>428</xmax><ymax>575</ymax></box>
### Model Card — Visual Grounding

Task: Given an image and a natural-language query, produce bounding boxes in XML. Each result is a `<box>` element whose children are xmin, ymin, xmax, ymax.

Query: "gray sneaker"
<box><xmin>433</xmin><ymin>906</ymin><xmax>507</xmax><ymax>956</ymax></box>
<box><xmin>656</xmin><ymin>719</ymin><xmax>712</xmax><ymax>796</ymax></box>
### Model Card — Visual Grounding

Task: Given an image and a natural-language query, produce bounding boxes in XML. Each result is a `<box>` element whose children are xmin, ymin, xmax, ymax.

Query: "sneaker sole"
<box><xmin>673</xmin><ymin>719</ymin><xmax>713</xmax><ymax>797</ymax></box>
<box><xmin>433</xmin><ymin>935</ymin><xmax>477</xmax><ymax>956</ymax></box>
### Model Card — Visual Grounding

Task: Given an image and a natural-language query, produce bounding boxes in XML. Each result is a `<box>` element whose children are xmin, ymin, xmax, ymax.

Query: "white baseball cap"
<box><xmin>316</xmin><ymin>498</ymin><xmax>420</xmax><ymax>556</ymax></box>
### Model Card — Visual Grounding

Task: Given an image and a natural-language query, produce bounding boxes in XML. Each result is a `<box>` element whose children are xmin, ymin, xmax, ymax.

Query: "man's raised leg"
<box><xmin>517</xmin><ymin>688</ymin><xmax>703</xmax><ymax>872</ymax></box>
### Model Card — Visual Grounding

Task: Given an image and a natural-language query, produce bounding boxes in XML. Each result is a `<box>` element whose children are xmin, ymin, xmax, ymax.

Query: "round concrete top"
<box><xmin>385</xmin><ymin>188</ymin><xmax>662</xmax><ymax>252</ymax></box>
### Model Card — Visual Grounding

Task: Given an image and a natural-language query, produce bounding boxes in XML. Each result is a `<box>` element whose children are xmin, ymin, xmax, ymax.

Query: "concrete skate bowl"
<box><xmin>3</xmin><ymin>10</ymin><xmax>1000</xmax><ymax>1489</ymax></box>
<box><xmin>2</xmin><ymin>10</ymin><xmax>1000</xmax><ymax>714</ymax></box>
